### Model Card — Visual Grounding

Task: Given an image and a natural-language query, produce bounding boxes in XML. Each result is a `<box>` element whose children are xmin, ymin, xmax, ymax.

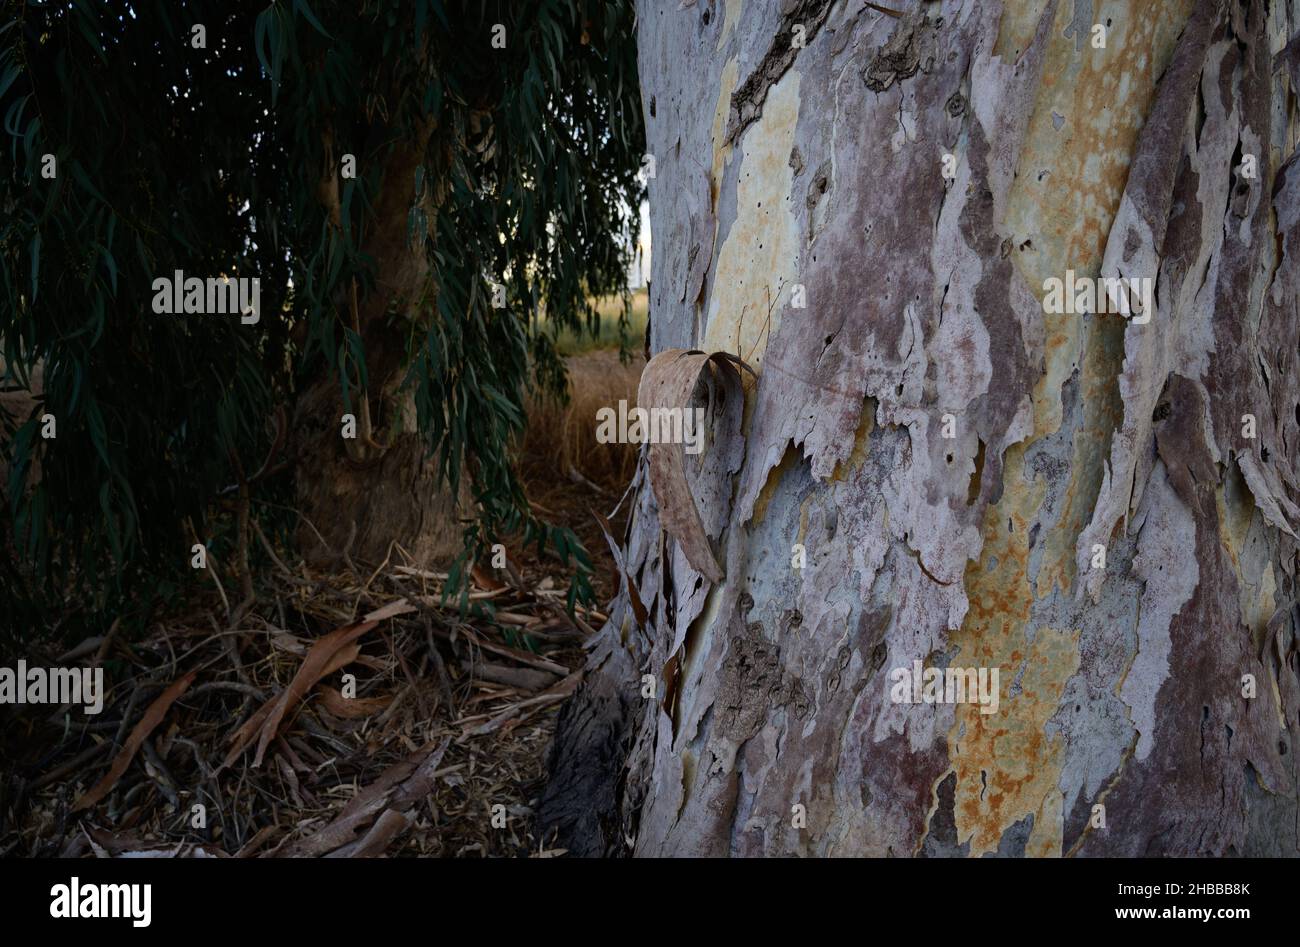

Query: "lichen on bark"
<box><xmin>542</xmin><ymin>0</ymin><xmax>1300</xmax><ymax>858</ymax></box>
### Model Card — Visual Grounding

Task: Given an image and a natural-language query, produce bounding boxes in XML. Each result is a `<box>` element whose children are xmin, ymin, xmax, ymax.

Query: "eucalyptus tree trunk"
<box><xmin>292</xmin><ymin>127</ymin><xmax>468</xmax><ymax>571</ymax></box>
<box><xmin>542</xmin><ymin>0</ymin><xmax>1300</xmax><ymax>857</ymax></box>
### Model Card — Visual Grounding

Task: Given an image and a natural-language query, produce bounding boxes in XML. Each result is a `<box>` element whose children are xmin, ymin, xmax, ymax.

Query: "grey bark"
<box><xmin>543</xmin><ymin>0</ymin><xmax>1300</xmax><ymax>857</ymax></box>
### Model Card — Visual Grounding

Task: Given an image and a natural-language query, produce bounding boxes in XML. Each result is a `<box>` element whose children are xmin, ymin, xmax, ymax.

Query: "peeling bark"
<box><xmin>543</xmin><ymin>0</ymin><xmax>1300</xmax><ymax>857</ymax></box>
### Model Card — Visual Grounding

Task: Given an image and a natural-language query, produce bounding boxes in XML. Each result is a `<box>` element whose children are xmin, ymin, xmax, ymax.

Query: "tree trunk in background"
<box><xmin>293</xmin><ymin>383</ymin><xmax>470</xmax><ymax>571</ymax></box>
<box><xmin>543</xmin><ymin>0</ymin><xmax>1300</xmax><ymax>857</ymax></box>
<box><xmin>293</xmin><ymin>125</ymin><xmax>468</xmax><ymax>570</ymax></box>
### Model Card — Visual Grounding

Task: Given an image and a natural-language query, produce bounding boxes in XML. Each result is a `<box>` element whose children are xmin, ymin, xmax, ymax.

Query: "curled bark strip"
<box><xmin>637</xmin><ymin>348</ymin><xmax>751</xmax><ymax>583</ymax></box>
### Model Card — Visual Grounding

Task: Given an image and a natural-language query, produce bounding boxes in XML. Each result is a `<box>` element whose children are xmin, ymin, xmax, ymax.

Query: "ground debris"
<box><xmin>0</xmin><ymin>543</ymin><xmax>602</xmax><ymax>858</ymax></box>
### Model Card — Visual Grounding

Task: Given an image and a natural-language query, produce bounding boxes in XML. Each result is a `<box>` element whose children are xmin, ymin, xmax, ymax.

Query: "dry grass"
<box><xmin>549</xmin><ymin>288</ymin><xmax>649</xmax><ymax>356</ymax></box>
<box><xmin>518</xmin><ymin>350</ymin><xmax>644</xmax><ymax>606</ymax></box>
<box><xmin>522</xmin><ymin>349</ymin><xmax>644</xmax><ymax>496</ymax></box>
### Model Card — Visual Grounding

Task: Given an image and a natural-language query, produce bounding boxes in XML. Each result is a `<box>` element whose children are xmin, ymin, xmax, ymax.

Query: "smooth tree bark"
<box><xmin>543</xmin><ymin>0</ymin><xmax>1300</xmax><ymax>856</ymax></box>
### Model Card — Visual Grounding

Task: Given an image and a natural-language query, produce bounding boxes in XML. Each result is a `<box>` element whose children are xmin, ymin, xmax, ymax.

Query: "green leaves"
<box><xmin>292</xmin><ymin>0</ymin><xmax>332</xmax><ymax>39</ymax></box>
<box><xmin>0</xmin><ymin>0</ymin><xmax>644</xmax><ymax>629</ymax></box>
<box><xmin>254</xmin><ymin>3</ymin><xmax>291</xmax><ymax>106</ymax></box>
<box><xmin>28</xmin><ymin>231</ymin><xmax>39</xmax><ymax>302</ymax></box>
<box><xmin>0</xmin><ymin>1</ymin><xmax>292</xmax><ymax>626</ymax></box>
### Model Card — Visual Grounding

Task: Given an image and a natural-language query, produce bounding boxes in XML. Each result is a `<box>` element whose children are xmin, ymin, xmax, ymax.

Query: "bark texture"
<box><xmin>543</xmin><ymin>0</ymin><xmax>1300</xmax><ymax>857</ymax></box>
<box><xmin>293</xmin><ymin>125</ymin><xmax>468</xmax><ymax>570</ymax></box>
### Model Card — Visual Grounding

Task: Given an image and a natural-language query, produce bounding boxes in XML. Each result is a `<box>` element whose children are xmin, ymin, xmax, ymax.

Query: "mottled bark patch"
<box><xmin>546</xmin><ymin>0</ymin><xmax>1300</xmax><ymax>858</ymax></box>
